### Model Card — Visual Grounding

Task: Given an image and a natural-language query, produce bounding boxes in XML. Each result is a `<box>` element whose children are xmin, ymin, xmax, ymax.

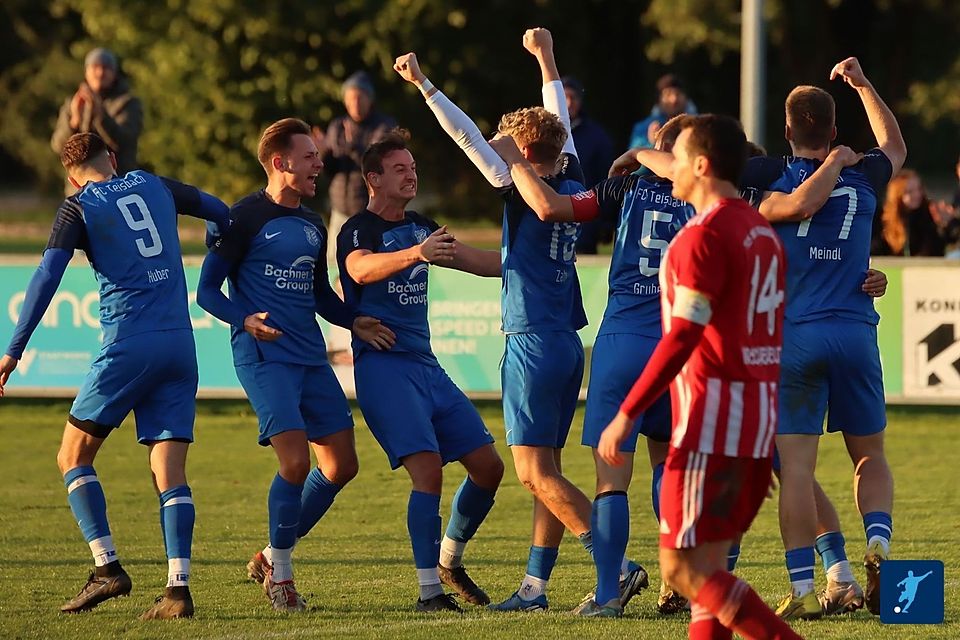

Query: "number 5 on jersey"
<box><xmin>117</xmin><ymin>194</ymin><xmax>163</xmax><ymax>258</ymax></box>
<box><xmin>746</xmin><ymin>254</ymin><xmax>783</xmax><ymax>335</ymax></box>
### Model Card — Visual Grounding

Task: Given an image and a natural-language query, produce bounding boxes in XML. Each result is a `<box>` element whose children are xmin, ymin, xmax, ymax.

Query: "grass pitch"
<box><xmin>0</xmin><ymin>401</ymin><xmax>956</xmax><ymax>639</ymax></box>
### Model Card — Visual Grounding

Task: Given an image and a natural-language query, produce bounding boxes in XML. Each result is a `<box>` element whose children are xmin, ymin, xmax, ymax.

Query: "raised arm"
<box><xmin>610</xmin><ymin>148</ymin><xmax>675</xmax><ymax>180</ymax></box>
<box><xmin>344</xmin><ymin>226</ymin><xmax>455</xmax><ymax>285</ymax></box>
<box><xmin>831</xmin><ymin>57</ymin><xmax>907</xmax><ymax>174</ymax></box>
<box><xmin>394</xmin><ymin>53</ymin><xmax>512</xmax><ymax>188</ymax></box>
<box><xmin>758</xmin><ymin>145</ymin><xmax>863</xmax><ymax>222</ymax></box>
<box><xmin>523</xmin><ymin>28</ymin><xmax>577</xmax><ymax>159</ymax></box>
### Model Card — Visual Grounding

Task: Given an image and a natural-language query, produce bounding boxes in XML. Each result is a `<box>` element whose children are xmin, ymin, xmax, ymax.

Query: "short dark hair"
<box><xmin>681</xmin><ymin>114</ymin><xmax>748</xmax><ymax>184</ymax></box>
<box><xmin>257</xmin><ymin>117</ymin><xmax>311</xmax><ymax>168</ymax></box>
<box><xmin>785</xmin><ymin>86</ymin><xmax>835</xmax><ymax>149</ymax></box>
<box><xmin>361</xmin><ymin>128</ymin><xmax>411</xmax><ymax>179</ymax></box>
<box><xmin>60</xmin><ymin>132</ymin><xmax>109</xmax><ymax>169</ymax></box>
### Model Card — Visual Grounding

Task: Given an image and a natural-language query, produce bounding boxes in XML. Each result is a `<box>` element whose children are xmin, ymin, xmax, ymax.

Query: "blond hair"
<box><xmin>497</xmin><ymin>107</ymin><xmax>567</xmax><ymax>164</ymax></box>
<box><xmin>881</xmin><ymin>169</ymin><xmax>923</xmax><ymax>255</ymax></box>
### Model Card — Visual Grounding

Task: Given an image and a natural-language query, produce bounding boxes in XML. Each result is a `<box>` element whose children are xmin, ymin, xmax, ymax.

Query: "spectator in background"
<box><xmin>315</xmin><ymin>71</ymin><xmax>397</xmax><ymax>263</ymax></box>
<box><xmin>627</xmin><ymin>74</ymin><xmax>697</xmax><ymax>150</ymax></box>
<box><xmin>562</xmin><ymin>76</ymin><xmax>614</xmax><ymax>254</ymax></box>
<box><xmin>313</xmin><ymin>71</ymin><xmax>396</xmax><ymax>363</ymax></box>
<box><xmin>953</xmin><ymin>153</ymin><xmax>960</xmax><ymax>209</ymax></box>
<box><xmin>51</xmin><ymin>48</ymin><xmax>143</xmax><ymax>195</ymax></box>
<box><xmin>872</xmin><ymin>169</ymin><xmax>954</xmax><ymax>257</ymax></box>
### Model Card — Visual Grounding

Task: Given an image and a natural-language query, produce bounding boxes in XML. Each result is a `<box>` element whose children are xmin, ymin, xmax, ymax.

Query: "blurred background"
<box><xmin>1</xmin><ymin>0</ymin><xmax>959</xmax><ymax>243</ymax></box>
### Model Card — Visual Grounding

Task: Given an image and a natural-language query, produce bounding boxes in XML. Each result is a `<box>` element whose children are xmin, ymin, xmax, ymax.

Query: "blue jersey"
<box><xmin>338</xmin><ymin>209</ymin><xmax>441</xmax><ymax>364</ymax></box>
<box><xmin>587</xmin><ymin>175</ymin><xmax>694</xmax><ymax>338</ymax></box>
<box><xmin>212</xmin><ymin>191</ymin><xmax>341</xmax><ymax>366</ymax></box>
<box><xmin>46</xmin><ymin>170</ymin><xmax>201</xmax><ymax>346</ymax></box>
<box><xmin>741</xmin><ymin>149</ymin><xmax>893</xmax><ymax>324</ymax></box>
<box><xmin>500</xmin><ymin>153</ymin><xmax>588</xmax><ymax>333</ymax></box>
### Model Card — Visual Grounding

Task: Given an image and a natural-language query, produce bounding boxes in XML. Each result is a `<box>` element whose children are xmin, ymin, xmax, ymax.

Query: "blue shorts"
<box><xmin>354</xmin><ymin>352</ymin><xmax>494</xmax><ymax>470</ymax></box>
<box><xmin>778</xmin><ymin>318</ymin><xmax>886</xmax><ymax>436</ymax></box>
<box><xmin>502</xmin><ymin>331</ymin><xmax>584</xmax><ymax>448</ymax></box>
<box><xmin>582</xmin><ymin>333</ymin><xmax>672</xmax><ymax>451</ymax></box>
<box><xmin>70</xmin><ymin>329</ymin><xmax>198</xmax><ymax>444</ymax></box>
<box><xmin>235</xmin><ymin>361</ymin><xmax>353</xmax><ymax>446</ymax></box>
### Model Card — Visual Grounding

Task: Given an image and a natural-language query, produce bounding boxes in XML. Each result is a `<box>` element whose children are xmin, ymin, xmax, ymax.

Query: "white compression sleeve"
<box><xmin>425</xmin><ymin>90</ymin><xmax>513</xmax><ymax>188</ymax></box>
<box><xmin>541</xmin><ymin>79</ymin><xmax>578</xmax><ymax>158</ymax></box>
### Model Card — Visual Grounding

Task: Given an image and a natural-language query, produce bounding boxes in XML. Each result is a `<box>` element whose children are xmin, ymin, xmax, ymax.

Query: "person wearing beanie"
<box><xmin>51</xmin><ymin>47</ymin><xmax>143</xmax><ymax>195</ymax></box>
<box><xmin>628</xmin><ymin>73</ymin><xmax>697</xmax><ymax>151</ymax></box>
<box><xmin>313</xmin><ymin>70</ymin><xmax>397</xmax><ymax>363</ymax></box>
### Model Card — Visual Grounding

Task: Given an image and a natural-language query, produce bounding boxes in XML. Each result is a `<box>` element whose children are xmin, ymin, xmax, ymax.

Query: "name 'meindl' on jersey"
<box><xmin>741</xmin><ymin>149</ymin><xmax>893</xmax><ymax>325</ymax></box>
<box><xmin>662</xmin><ymin>198</ymin><xmax>785</xmax><ymax>458</ymax></box>
<box><xmin>212</xmin><ymin>191</ymin><xmax>332</xmax><ymax>366</ymax></box>
<box><xmin>46</xmin><ymin>170</ymin><xmax>198</xmax><ymax>345</ymax></box>
<box><xmin>575</xmin><ymin>175</ymin><xmax>695</xmax><ymax>338</ymax></box>
<box><xmin>499</xmin><ymin>153</ymin><xmax>588</xmax><ymax>334</ymax></box>
<box><xmin>337</xmin><ymin>209</ymin><xmax>440</xmax><ymax>364</ymax></box>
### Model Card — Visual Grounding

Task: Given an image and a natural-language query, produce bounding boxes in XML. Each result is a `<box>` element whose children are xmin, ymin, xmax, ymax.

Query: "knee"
<box><xmin>473</xmin><ymin>455</ymin><xmax>504</xmax><ymax>490</ymax></box>
<box><xmin>324</xmin><ymin>456</ymin><xmax>359</xmax><ymax>486</ymax></box>
<box><xmin>279</xmin><ymin>455</ymin><xmax>311</xmax><ymax>485</ymax></box>
<box><xmin>56</xmin><ymin>441</ymin><xmax>90</xmax><ymax>475</ymax></box>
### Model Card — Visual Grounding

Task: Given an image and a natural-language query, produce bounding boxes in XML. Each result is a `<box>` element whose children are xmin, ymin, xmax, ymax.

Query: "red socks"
<box><xmin>694</xmin><ymin>570</ymin><xmax>804</xmax><ymax>640</ymax></box>
<box><xmin>689</xmin><ymin>602</ymin><xmax>733</xmax><ymax>639</ymax></box>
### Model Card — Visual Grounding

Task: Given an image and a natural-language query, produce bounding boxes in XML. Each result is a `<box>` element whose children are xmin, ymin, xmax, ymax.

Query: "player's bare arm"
<box><xmin>758</xmin><ymin>145</ymin><xmax>863</xmax><ymax>222</ymax></box>
<box><xmin>344</xmin><ymin>226</ymin><xmax>455</xmax><ymax>285</ymax></box>
<box><xmin>831</xmin><ymin>56</ymin><xmax>907</xmax><ymax>173</ymax></box>
<box><xmin>489</xmin><ymin>134</ymin><xmax>577</xmax><ymax>222</ymax></box>
<box><xmin>612</xmin><ymin>148</ymin><xmax>675</xmax><ymax>180</ymax></box>
<box><xmin>445</xmin><ymin>241</ymin><xmax>501</xmax><ymax>277</ymax></box>
<box><xmin>393</xmin><ymin>52</ymin><xmax>437</xmax><ymax>99</ymax></box>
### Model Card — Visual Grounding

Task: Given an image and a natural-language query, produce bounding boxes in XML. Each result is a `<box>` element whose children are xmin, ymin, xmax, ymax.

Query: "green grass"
<box><xmin>0</xmin><ymin>401</ymin><xmax>956</xmax><ymax>639</ymax></box>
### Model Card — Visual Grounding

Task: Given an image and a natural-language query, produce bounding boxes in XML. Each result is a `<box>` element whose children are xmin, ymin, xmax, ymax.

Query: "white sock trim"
<box><xmin>67</xmin><ymin>475</ymin><xmax>99</xmax><ymax>494</ymax></box>
<box><xmin>89</xmin><ymin>535</ymin><xmax>117</xmax><ymax>567</ymax></box>
<box><xmin>439</xmin><ymin>537</ymin><xmax>467</xmax><ymax>568</ymax></box>
<box><xmin>167</xmin><ymin>558</ymin><xmax>190</xmax><ymax>587</ymax></box>
<box><xmin>519</xmin><ymin>574</ymin><xmax>547</xmax><ymax>600</ymax></box>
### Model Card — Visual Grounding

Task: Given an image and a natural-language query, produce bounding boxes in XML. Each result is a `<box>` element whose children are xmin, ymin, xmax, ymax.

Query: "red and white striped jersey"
<box><xmin>660</xmin><ymin>198</ymin><xmax>785</xmax><ymax>458</ymax></box>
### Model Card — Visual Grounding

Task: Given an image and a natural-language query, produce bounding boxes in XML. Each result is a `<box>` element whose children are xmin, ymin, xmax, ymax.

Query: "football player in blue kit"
<box><xmin>394</xmin><ymin>28</ymin><xmax>646</xmax><ymax>614</ymax></box>
<box><xmin>489</xmin><ymin>114</ymin><xmax>696</xmax><ymax>617</ymax></box>
<box><xmin>0</xmin><ymin>132</ymin><xmax>231</xmax><ymax>619</ymax></box>
<box><xmin>337</xmin><ymin>131</ymin><xmax>504</xmax><ymax>612</ymax></box>
<box><xmin>739</xmin><ymin>57</ymin><xmax>906</xmax><ymax>620</ymax></box>
<box><xmin>197</xmin><ymin>118</ymin><xmax>396</xmax><ymax>612</ymax></box>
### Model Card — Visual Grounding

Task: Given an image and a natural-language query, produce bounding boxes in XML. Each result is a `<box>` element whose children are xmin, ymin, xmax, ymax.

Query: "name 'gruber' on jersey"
<box><xmin>742</xmin><ymin>345</ymin><xmax>782</xmax><ymax>366</ymax></box>
<box><xmin>263</xmin><ymin>258</ymin><xmax>314</xmax><ymax>292</ymax></box>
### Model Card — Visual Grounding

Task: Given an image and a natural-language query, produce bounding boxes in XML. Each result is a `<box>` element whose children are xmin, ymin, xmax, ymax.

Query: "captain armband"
<box><xmin>672</xmin><ymin>285</ymin><xmax>712</xmax><ymax>326</ymax></box>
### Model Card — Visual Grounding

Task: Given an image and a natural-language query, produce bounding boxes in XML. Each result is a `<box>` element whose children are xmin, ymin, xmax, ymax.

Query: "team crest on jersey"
<box><xmin>304</xmin><ymin>225</ymin><xmax>320</xmax><ymax>247</ymax></box>
<box><xmin>414</xmin><ymin>226</ymin><xmax>429</xmax><ymax>243</ymax></box>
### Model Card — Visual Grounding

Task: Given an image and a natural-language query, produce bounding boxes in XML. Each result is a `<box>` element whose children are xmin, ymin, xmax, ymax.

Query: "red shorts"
<box><xmin>659</xmin><ymin>447</ymin><xmax>773</xmax><ymax>549</ymax></box>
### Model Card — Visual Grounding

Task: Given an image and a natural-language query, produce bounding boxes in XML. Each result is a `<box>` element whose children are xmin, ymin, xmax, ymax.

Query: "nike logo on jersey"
<box><xmin>265</xmin><ymin>231</ymin><xmax>282</xmax><ymax>239</ymax></box>
<box><xmin>383</xmin><ymin>238</ymin><xmax>396</xmax><ymax>247</ymax></box>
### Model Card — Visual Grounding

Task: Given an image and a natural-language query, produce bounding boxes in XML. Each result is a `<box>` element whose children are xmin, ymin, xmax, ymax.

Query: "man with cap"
<box><xmin>51</xmin><ymin>48</ymin><xmax>143</xmax><ymax>195</ymax></box>
<box><xmin>316</xmin><ymin>71</ymin><xmax>397</xmax><ymax>264</ymax></box>
<box><xmin>314</xmin><ymin>71</ymin><xmax>397</xmax><ymax>362</ymax></box>
<box><xmin>562</xmin><ymin>76</ymin><xmax>615</xmax><ymax>254</ymax></box>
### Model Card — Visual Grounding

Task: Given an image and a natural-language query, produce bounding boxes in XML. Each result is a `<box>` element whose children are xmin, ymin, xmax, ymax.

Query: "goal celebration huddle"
<box><xmin>0</xmin><ymin>27</ymin><xmax>905</xmax><ymax>640</ymax></box>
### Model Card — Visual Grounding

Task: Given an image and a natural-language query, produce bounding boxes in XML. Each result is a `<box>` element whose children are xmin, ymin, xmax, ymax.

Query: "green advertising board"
<box><xmin>1</xmin><ymin>256</ymin><xmax>955</xmax><ymax>404</ymax></box>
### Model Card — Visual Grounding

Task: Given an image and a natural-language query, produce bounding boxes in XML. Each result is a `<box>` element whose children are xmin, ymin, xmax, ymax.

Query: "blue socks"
<box><xmin>64</xmin><ymin>466</ymin><xmax>116</xmax><ymax>567</ymax></box>
<box><xmin>652</xmin><ymin>462</ymin><xmax>665</xmax><ymax>522</ymax></box>
<box><xmin>408</xmin><ymin>491</ymin><xmax>443</xmax><ymax>600</ymax></box>
<box><xmin>816</xmin><ymin>530</ymin><xmax>856</xmax><ymax>582</ymax></box>
<box><xmin>268</xmin><ymin>473</ymin><xmax>303</xmax><ymax>552</ymax></box>
<box><xmin>444</xmin><ymin>477</ymin><xmax>496</xmax><ymax>542</ymax></box>
<box><xmin>159</xmin><ymin>485</ymin><xmax>194</xmax><ymax>586</ymax></box>
<box><xmin>297</xmin><ymin>467</ymin><xmax>342</xmax><ymax>538</ymax></box>
<box><xmin>592</xmin><ymin>491</ymin><xmax>629</xmax><ymax>606</ymax></box>
<box><xmin>440</xmin><ymin>478</ymin><xmax>496</xmax><ymax>569</ymax></box>
<box><xmin>785</xmin><ymin>547</ymin><xmax>816</xmax><ymax>596</ymax></box>
<box><xmin>727</xmin><ymin>543</ymin><xmax>741</xmax><ymax>572</ymax></box>
<box><xmin>863</xmin><ymin>511</ymin><xmax>892</xmax><ymax>554</ymax></box>
<box><xmin>518</xmin><ymin>545</ymin><xmax>559</xmax><ymax>601</ymax></box>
